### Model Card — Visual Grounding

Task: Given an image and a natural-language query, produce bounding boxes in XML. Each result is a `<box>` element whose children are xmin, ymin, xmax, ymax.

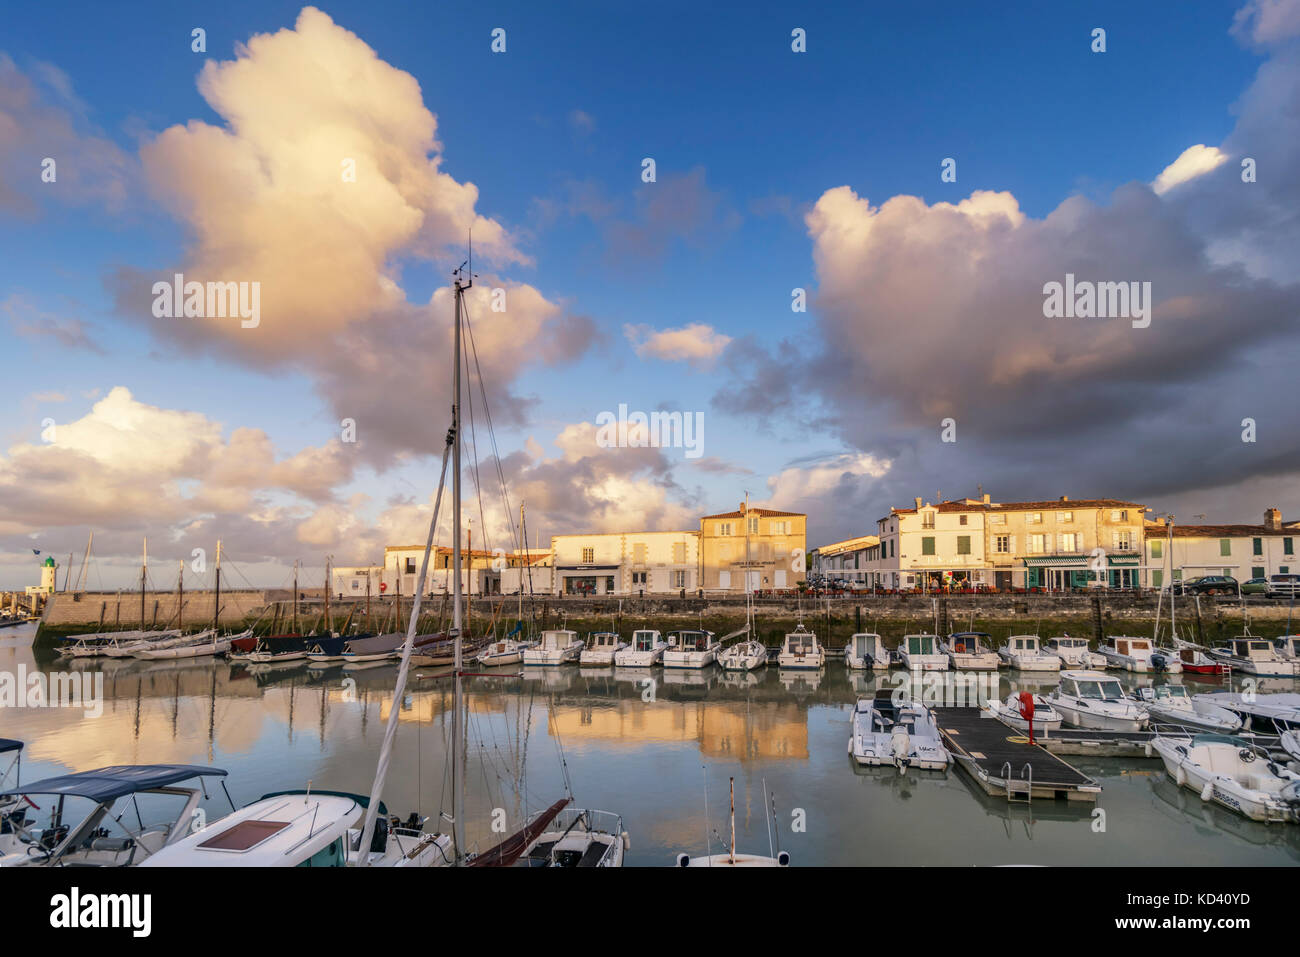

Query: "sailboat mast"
<box><xmin>452</xmin><ymin>263</ymin><xmax>469</xmax><ymax>861</ymax></box>
<box><xmin>1167</xmin><ymin>516</ymin><xmax>1176</xmax><ymax>641</ymax></box>
<box><xmin>293</xmin><ymin>560</ymin><xmax>299</xmax><ymax>634</ymax></box>
<box><xmin>324</xmin><ymin>556</ymin><xmax>331</xmax><ymax>637</ymax></box>
<box><xmin>214</xmin><ymin>539</ymin><xmax>222</xmax><ymax>633</ymax></box>
<box><xmin>140</xmin><ymin>538</ymin><xmax>147</xmax><ymax>629</ymax></box>
<box><xmin>519</xmin><ymin>503</ymin><xmax>525</xmax><ymax>622</ymax></box>
<box><xmin>178</xmin><ymin>560</ymin><xmax>184</xmax><ymax>633</ymax></box>
<box><xmin>729</xmin><ymin>776</ymin><xmax>736</xmax><ymax>864</ymax></box>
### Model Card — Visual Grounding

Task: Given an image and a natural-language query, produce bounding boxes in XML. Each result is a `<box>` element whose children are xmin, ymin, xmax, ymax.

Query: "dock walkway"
<box><xmin>934</xmin><ymin>707</ymin><xmax>1101</xmax><ymax>803</ymax></box>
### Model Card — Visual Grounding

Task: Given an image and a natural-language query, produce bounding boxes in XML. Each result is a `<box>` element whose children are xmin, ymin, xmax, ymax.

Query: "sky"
<box><xmin>1</xmin><ymin>0</ymin><xmax>1298</xmax><ymax>590</ymax></box>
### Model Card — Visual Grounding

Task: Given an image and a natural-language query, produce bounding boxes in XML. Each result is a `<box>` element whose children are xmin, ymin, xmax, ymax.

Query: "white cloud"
<box><xmin>624</xmin><ymin>322</ymin><xmax>732</xmax><ymax>366</ymax></box>
<box><xmin>1152</xmin><ymin>144</ymin><xmax>1229</xmax><ymax>195</ymax></box>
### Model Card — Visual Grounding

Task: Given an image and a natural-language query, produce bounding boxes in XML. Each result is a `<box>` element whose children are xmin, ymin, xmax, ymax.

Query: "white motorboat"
<box><xmin>141</xmin><ymin>790</ymin><xmax>451</xmax><ymax>867</ymax></box>
<box><xmin>985</xmin><ymin>693</ymin><xmax>1063</xmax><ymax>733</ymax></box>
<box><xmin>998</xmin><ymin>635</ymin><xmax>1060</xmax><ymax>672</ymax></box>
<box><xmin>522</xmin><ymin>629</ymin><xmax>584</xmax><ymax>666</ymax></box>
<box><xmin>1046</xmin><ymin>670</ymin><xmax>1148</xmax><ymax>731</ymax></box>
<box><xmin>1044</xmin><ymin>636</ymin><xmax>1106</xmax><ymax>669</ymax></box>
<box><xmin>939</xmin><ymin>631</ymin><xmax>999</xmax><ymax>671</ymax></box>
<box><xmin>1194</xmin><ymin>692</ymin><xmax>1300</xmax><ymax>737</ymax></box>
<box><xmin>776</xmin><ymin>625</ymin><xmax>824</xmax><ymax>670</ymax></box>
<box><xmin>614</xmin><ymin>629</ymin><xmax>667</xmax><ymax>667</ymax></box>
<box><xmin>662</xmin><ymin>629</ymin><xmax>720</xmax><ymax>669</ymax></box>
<box><xmin>844</xmin><ymin>632</ymin><xmax>888</xmax><ymax>670</ymax></box>
<box><xmin>1099</xmin><ymin>635</ymin><xmax>1180</xmax><ymax>673</ymax></box>
<box><xmin>1274</xmin><ymin>635</ymin><xmax>1300</xmax><ymax>662</ymax></box>
<box><xmin>848</xmin><ymin>691</ymin><xmax>952</xmax><ymax>771</ymax></box>
<box><xmin>509</xmin><ymin>805</ymin><xmax>627</xmax><ymax>868</ymax></box>
<box><xmin>1207</xmin><ymin>636</ymin><xmax>1298</xmax><ymax>676</ymax></box>
<box><xmin>1150</xmin><ymin>734</ymin><xmax>1300</xmax><ymax>824</ymax></box>
<box><xmin>476</xmin><ymin>636</ymin><xmax>536</xmax><ymax>666</ymax></box>
<box><xmin>0</xmin><ymin>764</ymin><xmax>230</xmax><ymax>867</ymax></box>
<box><xmin>1132</xmin><ymin>685</ymin><xmax>1241</xmax><ymax>733</ymax></box>
<box><xmin>898</xmin><ymin>633</ymin><xmax>947</xmax><ymax>671</ymax></box>
<box><xmin>718</xmin><ymin>639</ymin><xmax>767</xmax><ymax>671</ymax></box>
<box><xmin>579</xmin><ymin>631</ymin><xmax>628</xmax><ymax>666</ymax></box>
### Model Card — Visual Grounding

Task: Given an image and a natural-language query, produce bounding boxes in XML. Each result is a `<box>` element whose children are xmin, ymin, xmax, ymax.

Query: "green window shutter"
<box><xmin>1219</xmin><ymin>539</ymin><xmax>1231</xmax><ymax>556</ymax></box>
<box><xmin>1285</xmin><ymin>538</ymin><xmax>1294</xmax><ymax>554</ymax></box>
<box><xmin>1150</xmin><ymin>541</ymin><xmax>1162</xmax><ymax>558</ymax></box>
<box><xmin>1152</xmin><ymin>570</ymin><xmax>1163</xmax><ymax>588</ymax></box>
<box><xmin>957</xmin><ymin>536</ymin><xmax>970</xmax><ymax>555</ymax></box>
<box><xmin>922</xmin><ymin>537</ymin><xmax>935</xmax><ymax>556</ymax></box>
<box><xmin>1253</xmin><ymin>538</ymin><xmax>1263</xmax><ymax>555</ymax></box>
<box><xmin>1253</xmin><ymin>566</ymin><xmax>1265</xmax><ymax>578</ymax></box>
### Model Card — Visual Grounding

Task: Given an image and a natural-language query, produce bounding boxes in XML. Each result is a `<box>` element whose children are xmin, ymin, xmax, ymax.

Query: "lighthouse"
<box><xmin>39</xmin><ymin>556</ymin><xmax>57</xmax><ymax>593</ymax></box>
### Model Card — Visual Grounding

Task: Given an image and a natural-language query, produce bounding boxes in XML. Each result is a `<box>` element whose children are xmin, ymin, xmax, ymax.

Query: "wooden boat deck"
<box><xmin>933</xmin><ymin>707</ymin><xmax>1101</xmax><ymax>803</ymax></box>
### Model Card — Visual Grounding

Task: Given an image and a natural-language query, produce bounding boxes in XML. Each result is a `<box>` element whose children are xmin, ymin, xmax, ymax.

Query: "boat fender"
<box><xmin>1175</xmin><ymin>765</ymin><xmax>1187</xmax><ymax>786</ymax></box>
<box><xmin>622</xmin><ymin>831</ymin><xmax>631</xmax><ymax>852</ymax></box>
<box><xmin>676</xmin><ymin>853</ymin><xmax>690</xmax><ymax>867</ymax></box>
<box><xmin>1199</xmin><ymin>780</ymin><xmax>1214</xmax><ymax>802</ymax></box>
<box><xmin>777</xmin><ymin>851</ymin><xmax>791</xmax><ymax>866</ymax></box>
<box><xmin>1144</xmin><ymin>741</ymin><xmax>1153</xmax><ymax>758</ymax></box>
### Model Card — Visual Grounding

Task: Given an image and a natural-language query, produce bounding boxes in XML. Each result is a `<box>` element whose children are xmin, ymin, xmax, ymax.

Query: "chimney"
<box><xmin>914</xmin><ymin>497</ymin><xmax>922</xmax><ymax>511</ymax></box>
<box><xmin>1060</xmin><ymin>495</ymin><xmax>1069</xmax><ymax>502</ymax></box>
<box><xmin>982</xmin><ymin>493</ymin><xmax>990</xmax><ymax>505</ymax></box>
<box><xmin>1266</xmin><ymin>507</ymin><xmax>1282</xmax><ymax>531</ymax></box>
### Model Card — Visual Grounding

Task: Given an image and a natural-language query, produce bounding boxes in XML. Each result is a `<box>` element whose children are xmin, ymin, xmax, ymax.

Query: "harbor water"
<box><xmin>3</xmin><ymin>636</ymin><xmax>1298</xmax><ymax>866</ymax></box>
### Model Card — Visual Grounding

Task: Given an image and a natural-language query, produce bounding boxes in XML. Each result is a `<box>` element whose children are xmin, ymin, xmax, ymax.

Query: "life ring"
<box><xmin>379</xmin><ymin>582</ymin><xmax>388</xmax><ymax>593</ymax></box>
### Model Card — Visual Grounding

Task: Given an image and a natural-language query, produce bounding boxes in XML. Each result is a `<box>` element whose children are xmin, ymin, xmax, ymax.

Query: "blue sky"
<box><xmin>2</xmin><ymin>0</ymin><xmax>1296</xmax><ymax>588</ymax></box>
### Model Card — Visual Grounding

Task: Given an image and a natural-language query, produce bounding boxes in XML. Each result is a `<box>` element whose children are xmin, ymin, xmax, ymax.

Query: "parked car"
<box><xmin>1241</xmin><ymin>577</ymin><xmax>1271</xmax><ymax>595</ymax></box>
<box><xmin>1267</xmin><ymin>573</ymin><xmax>1300</xmax><ymax>599</ymax></box>
<box><xmin>1175</xmin><ymin>575</ymin><xmax>1238</xmax><ymax>596</ymax></box>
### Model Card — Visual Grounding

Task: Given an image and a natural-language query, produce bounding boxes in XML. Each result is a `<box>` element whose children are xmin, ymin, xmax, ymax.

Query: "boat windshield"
<box><xmin>1014</xmin><ymin>637</ymin><xmax>1037</xmax><ymax>651</ymax></box>
<box><xmin>632</xmin><ymin>631</ymin><xmax>656</xmax><ymax>650</ymax></box>
<box><xmin>907</xmin><ymin>636</ymin><xmax>934</xmax><ymax>654</ymax></box>
<box><xmin>1075</xmin><ymin>679</ymin><xmax>1124</xmax><ymax>700</ymax></box>
<box><xmin>1156</xmin><ymin>685</ymin><xmax>1189</xmax><ymax>700</ymax></box>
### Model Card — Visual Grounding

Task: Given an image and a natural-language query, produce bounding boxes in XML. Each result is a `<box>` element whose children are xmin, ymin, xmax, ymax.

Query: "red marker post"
<box><xmin>1018</xmin><ymin>691</ymin><xmax>1036</xmax><ymax>745</ymax></box>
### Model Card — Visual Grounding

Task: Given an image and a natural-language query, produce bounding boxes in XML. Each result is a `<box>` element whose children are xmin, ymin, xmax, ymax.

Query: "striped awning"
<box><xmin>1021</xmin><ymin>554</ymin><xmax>1140</xmax><ymax>567</ymax></box>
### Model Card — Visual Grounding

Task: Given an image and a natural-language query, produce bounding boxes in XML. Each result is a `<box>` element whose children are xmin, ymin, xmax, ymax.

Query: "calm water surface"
<box><xmin>3</xmin><ymin>634</ymin><xmax>1298</xmax><ymax>866</ymax></box>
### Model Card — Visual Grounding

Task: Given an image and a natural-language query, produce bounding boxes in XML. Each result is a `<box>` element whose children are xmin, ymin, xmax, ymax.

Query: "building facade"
<box><xmin>865</xmin><ymin>495</ymin><xmax>1147</xmax><ymax>590</ymax></box>
<box><xmin>810</xmin><ymin>535</ymin><xmax>880</xmax><ymax>583</ymax></box>
<box><xmin>1143</xmin><ymin>508</ymin><xmax>1300</xmax><ymax>588</ymax></box>
<box><xmin>550</xmin><ymin>530</ymin><xmax>699</xmax><ymax>596</ymax></box>
<box><xmin>698</xmin><ymin>504</ymin><xmax>806</xmax><ymax>593</ymax></box>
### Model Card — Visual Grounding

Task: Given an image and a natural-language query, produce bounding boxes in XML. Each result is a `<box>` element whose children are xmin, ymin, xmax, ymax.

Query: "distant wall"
<box><xmin>42</xmin><ymin>590</ymin><xmax>269</xmax><ymax>627</ymax></box>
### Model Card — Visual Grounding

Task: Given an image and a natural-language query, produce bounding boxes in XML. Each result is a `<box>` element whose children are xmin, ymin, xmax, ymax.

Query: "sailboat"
<box><xmin>719</xmin><ymin>518</ymin><xmax>768</xmax><ymax>672</ymax></box>
<box><xmin>675</xmin><ymin>777</ymin><xmax>789</xmax><ymax>867</ymax></box>
<box><xmin>357</xmin><ymin>254</ymin><xmax>625</xmax><ymax>867</ymax></box>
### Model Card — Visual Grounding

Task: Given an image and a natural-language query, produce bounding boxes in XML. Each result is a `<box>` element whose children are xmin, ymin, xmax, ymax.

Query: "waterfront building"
<box><xmin>810</xmin><ymin>535</ymin><xmax>881</xmax><ymax>584</ymax></box>
<box><xmin>549</xmin><ymin>529</ymin><xmax>699</xmax><ymax>596</ymax></box>
<box><xmin>698</xmin><ymin>503</ymin><xmax>807</xmax><ymax>593</ymax></box>
<box><xmin>862</xmin><ymin>495</ymin><xmax>1147</xmax><ymax>591</ymax></box>
<box><xmin>1143</xmin><ymin>508</ymin><xmax>1300</xmax><ymax>588</ymax></box>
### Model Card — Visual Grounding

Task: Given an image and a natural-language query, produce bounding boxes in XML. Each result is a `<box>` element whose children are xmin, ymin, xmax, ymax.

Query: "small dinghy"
<box><xmin>985</xmin><ymin>692</ymin><xmax>1063</xmax><ymax>733</ymax></box>
<box><xmin>849</xmin><ymin>691</ymin><xmax>951</xmax><ymax>772</ymax></box>
<box><xmin>1150</xmin><ymin>734</ymin><xmax>1300</xmax><ymax>824</ymax></box>
<box><xmin>476</xmin><ymin>636</ymin><xmax>536</xmax><ymax>666</ymax></box>
<box><xmin>1133</xmin><ymin>685</ymin><xmax>1241</xmax><ymax>733</ymax></box>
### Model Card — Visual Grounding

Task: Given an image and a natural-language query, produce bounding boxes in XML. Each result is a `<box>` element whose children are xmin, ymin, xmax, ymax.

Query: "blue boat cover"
<box><xmin>0</xmin><ymin>764</ymin><xmax>227</xmax><ymax>803</ymax></box>
<box><xmin>0</xmin><ymin>739</ymin><xmax>22</xmax><ymax>754</ymax></box>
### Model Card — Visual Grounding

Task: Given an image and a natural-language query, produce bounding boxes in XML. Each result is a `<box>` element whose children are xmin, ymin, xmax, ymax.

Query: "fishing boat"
<box><xmin>1045</xmin><ymin>670</ymin><xmax>1148</xmax><ymax>731</ymax></box>
<box><xmin>476</xmin><ymin>635</ymin><xmax>536</xmax><ymax>666</ymax></box>
<box><xmin>1207</xmin><ymin>636</ymin><xmax>1298</xmax><ymax>676</ymax></box>
<box><xmin>140</xmin><ymin>789</ymin><xmax>451</xmax><ymax>867</ymax></box>
<box><xmin>776</xmin><ymin>625</ymin><xmax>824</xmax><ymax>670</ymax></box>
<box><xmin>662</xmin><ymin>629</ymin><xmax>720</xmax><ymax>669</ymax></box>
<box><xmin>674</xmin><ymin>777</ymin><xmax>789</xmax><ymax>867</ymax></box>
<box><xmin>1162</xmin><ymin>643</ymin><xmax>1230</xmax><ymax>677</ymax></box>
<box><xmin>522</xmin><ymin>628</ymin><xmax>584</xmax><ymax>666</ymax></box>
<box><xmin>613</xmin><ymin>629</ymin><xmax>667</xmax><ymax>667</ymax></box>
<box><xmin>579</xmin><ymin>631</ymin><xmax>628</xmax><ymax>665</ymax></box>
<box><xmin>939</xmin><ymin>631</ymin><xmax>999</xmax><ymax>671</ymax></box>
<box><xmin>1150</xmin><ymin>734</ymin><xmax>1300</xmax><ymax>824</ymax></box>
<box><xmin>998</xmin><ymin>635</ymin><xmax>1060</xmax><ymax>671</ymax></box>
<box><xmin>0</xmin><ymin>764</ymin><xmax>231</xmax><ymax>866</ymax></box>
<box><xmin>985</xmin><ymin>693</ymin><xmax>1063</xmax><ymax>733</ymax></box>
<box><xmin>1099</xmin><ymin>635</ymin><xmax>1181</xmax><ymax>673</ymax></box>
<box><xmin>718</xmin><ymin>639</ymin><xmax>767</xmax><ymax>671</ymax></box>
<box><xmin>1043</xmin><ymin>636</ymin><xmax>1106</xmax><ymax>669</ymax></box>
<box><xmin>848</xmin><ymin>690</ymin><xmax>951</xmax><ymax>771</ymax></box>
<box><xmin>844</xmin><ymin>632</ymin><xmax>888</xmax><ymax>670</ymax></box>
<box><xmin>1194</xmin><ymin>692</ymin><xmax>1300</xmax><ymax>736</ymax></box>
<box><xmin>1132</xmin><ymin>685</ymin><xmax>1241</xmax><ymax>733</ymax></box>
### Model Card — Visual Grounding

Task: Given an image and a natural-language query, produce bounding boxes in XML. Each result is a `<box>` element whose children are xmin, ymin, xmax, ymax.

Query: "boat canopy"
<box><xmin>0</xmin><ymin>739</ymin><xmax>22</xmax><ymax>754</ymax></box>
<box><xmin>344</xmin><ymin>633</ymin><xmax>404</xmax><ymax>655</ymax></box>
<box><xmin>1</xmin><ymin>764</ymin><xmax>227</xmax><ymax>803</ymax></box>
<box><xmin>950</xmin><ymin>631</ymin><xmax>991</xmax><ymax>639</ymax></box>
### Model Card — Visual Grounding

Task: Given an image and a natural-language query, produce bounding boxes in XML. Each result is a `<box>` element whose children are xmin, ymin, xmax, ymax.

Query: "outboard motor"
<box><xmin>891</xmin><ymin>728</ymin><xmax>911</xmax><ymax>773</ymax></box>
<box><xmin>1152</xmin><ymin>653</ymin><xmax>1169</xmax><ymax>672</ymax></box>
